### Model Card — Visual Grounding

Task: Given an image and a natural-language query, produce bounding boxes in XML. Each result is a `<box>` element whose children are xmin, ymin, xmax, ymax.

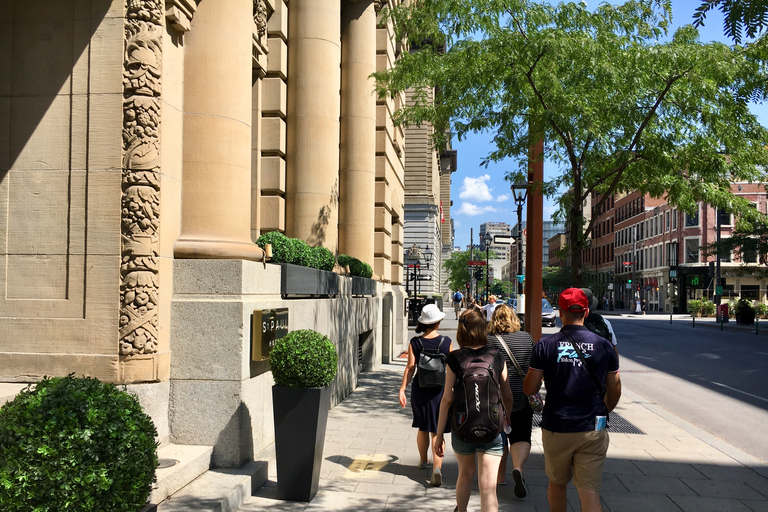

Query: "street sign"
<box><xmin>607</xmin><ymin>283</ymin><xmax>614</xmax><ymax>290</ymax></box>
<box><xmin>716</xmin><ymin>285</ymin><xmax>723</xmax><ymax>295</ymax></box>
<box><xmin>625</xmin><ymin>283</ymin><xmax>632</xmax><ymax>289</ymax></box>
<box><xmin>415</xmin><ymin>276</ymin><xmax>433</xmax><ymax>281</ymax></box>
<box><xmin>493</xmin><ymin>235</ymin><xmax>515</xmax><ymax>245</ymax></box>
<box><xmin>468</xmin><ymin>260</ymin><xmax>487</xmax><ymax>266</ymax></box>
<box><xmin>516</xmin><ymin>275</ymin><xmax>524</xmax><ymax>284</ymax></box>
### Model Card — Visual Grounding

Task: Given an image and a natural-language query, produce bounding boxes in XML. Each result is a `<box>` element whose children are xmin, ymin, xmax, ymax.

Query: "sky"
<box><xmin>449</xmin><ymin>1</ymin><xmax>768</xmax><ymax>250</ymax></box>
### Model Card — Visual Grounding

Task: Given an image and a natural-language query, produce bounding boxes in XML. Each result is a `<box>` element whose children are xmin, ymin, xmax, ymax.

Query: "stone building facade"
<box><xmin>0</xmin><ymin>0</ymin><xmax>410</xmax><ymax>469</ymax></box>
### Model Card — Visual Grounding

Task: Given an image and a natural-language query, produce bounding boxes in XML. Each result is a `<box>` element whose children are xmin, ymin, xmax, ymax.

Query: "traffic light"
<box><xmin>627</xmin><ymin>278</ymin><xmax>632</xmax><ymax>283</ymax></box>
<box><xmin>708</xmin><ymin>261</ymin><xmax>715</xmax><ymax>277</ymax></box>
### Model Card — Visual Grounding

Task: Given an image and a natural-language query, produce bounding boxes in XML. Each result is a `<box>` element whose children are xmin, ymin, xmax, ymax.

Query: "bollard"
<box><xmin>756</xmin><ymin>318</ymin><xmax>759</xmax><ymax>336</ymax></box>
<box><xmin>692</xmin><ymin>315</ymin><xmax>695</xmax><ymax>328</ymax></box>
<box><xmin>670</xmin><ymin>312</ymin><xmax>673</xmax><ymax>325</ymax></box>
<box><xmin>721</xmin><ymin>315</ymin><xmax>724</xmax><ymax>331</ymax></box>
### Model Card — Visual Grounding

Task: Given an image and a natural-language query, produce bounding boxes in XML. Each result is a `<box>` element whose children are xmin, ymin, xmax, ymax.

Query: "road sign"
<box><xmin>716</xmin><ymin>285</ymin><xmax>723</xmax><ymax>295</ymax></box>
<box><xmin>468</xmin><ymin>260</ymin><xmax>487</xmax><ymax>266</ymax></box>
<box><xmin>516</xmin><ymin>275</ymin><xmax>524</xmax><ymax>284</ymax></box>
<box><xmin>493</xmin><ymin>235</ymin><xmax>515</xmax><ymax>245</ymax></box>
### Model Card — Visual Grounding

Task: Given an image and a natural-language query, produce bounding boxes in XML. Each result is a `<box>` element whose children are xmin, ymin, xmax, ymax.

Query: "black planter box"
<box><xmin>280</xmin><ymin>263</ymin><xmax>339</xmax><ymax>297</ymax></box>
<box><xmin>272</xmin><ymin>385</ymin><xmax>331</xmax><ymax>502</ymax></box>
<box><xmin>351</xmin><ymin>276</ymin><xmax>376</xmax><ymax>296</ymax></box>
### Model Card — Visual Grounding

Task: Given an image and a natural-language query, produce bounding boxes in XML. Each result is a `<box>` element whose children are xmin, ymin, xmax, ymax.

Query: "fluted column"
<box><xmin>285</xmin><ymin>0</ymin><xmax>342</xmax><ymax>251</ymax></box>
<box><xmin>339</xmin><ymin>0</ymin><xmax>377</xmax><ymax>263</ymax></box>
<box><xmin>174</xmin><ymin>0</ymin><xmax>264</xmax><ymax>260</ymax></box>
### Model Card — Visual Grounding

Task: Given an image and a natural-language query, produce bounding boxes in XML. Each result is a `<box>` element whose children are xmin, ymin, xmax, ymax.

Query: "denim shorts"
<box><xmin>451</xmin><ymin>433</ymin><xmax>504</xmax><ymax>456</ymax></box>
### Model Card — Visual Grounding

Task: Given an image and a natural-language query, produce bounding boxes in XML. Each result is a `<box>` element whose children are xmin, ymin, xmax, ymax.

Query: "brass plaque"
<box><xmin>252</xmin><ymin>308</ymin><xmax>289</xmax><ymax>361</ymax></box>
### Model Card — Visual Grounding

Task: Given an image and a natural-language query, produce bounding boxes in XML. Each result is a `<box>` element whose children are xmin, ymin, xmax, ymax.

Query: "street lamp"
<box><xmin>483</xmin><ymin>234</ymin><xmax>493</xmax><ymax>302</ymax></box>
<box><xmin>511</xmin><ymin>181</ymin><xmax>529</xmax><ymax>296</ymax></box>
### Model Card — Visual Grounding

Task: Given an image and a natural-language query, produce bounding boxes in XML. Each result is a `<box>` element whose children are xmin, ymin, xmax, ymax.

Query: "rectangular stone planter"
<box><xmin>351</xmin><ymin>276</ymin><xmax>376</xmax><ymax>297</ymax></box>
<box><xmin>280</xmin><ymin>263</ymin><xmax>339</xmax><ymax>297</ymax></box>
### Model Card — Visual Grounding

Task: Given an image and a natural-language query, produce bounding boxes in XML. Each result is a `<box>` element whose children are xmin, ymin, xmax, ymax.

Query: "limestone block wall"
<box><xmin>0</xmin><ymin>0</ymin><xmax>170</xmax><ymax>383</ymax></box>
<box><xmin>169</xmin><ymin>259</ymin><xmax>385</xmax><ymax>467</ymax></box>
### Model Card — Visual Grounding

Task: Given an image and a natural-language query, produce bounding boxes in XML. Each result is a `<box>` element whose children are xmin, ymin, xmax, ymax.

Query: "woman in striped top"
<box><xmin>488</xmin><ymin>304</ymin><xmax>535</xmax><ymax>499</ymax></box>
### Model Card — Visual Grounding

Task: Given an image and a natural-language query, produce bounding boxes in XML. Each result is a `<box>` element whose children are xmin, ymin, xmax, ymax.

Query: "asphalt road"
<box><xmin>606</xmin><ymin>314</ymin><xmax>768</xmax><ymax>463</ymax></box>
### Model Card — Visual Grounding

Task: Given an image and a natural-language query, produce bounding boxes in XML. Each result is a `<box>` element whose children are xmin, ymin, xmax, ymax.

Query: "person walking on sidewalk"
<box><xmin>434</xmin><ymin>308</ymin><xmax>514</xmax><ymax>512</ymax></box>
<box><xmin>523</xmin><ymin>288</ymin><xmax>621</xmax><ymax>512</ymax></box>
<box><xmin>398</xmin><ymin>303</ymin><xmax>452</xmax><ymax>487</ymax></box>
<box><xmin>488</xmin><ymin>304</ymin><xmax>535</xmax><ymax>499</ymax></box>
<box><xmin>453</xmin><ymin>289</ymin><xmax>464</xmax><ymax>320</ymax></box>
<box><xmin>581</xmin><ymin>288</ymin><xmax>619</xmax><ymax>356</ymax></box>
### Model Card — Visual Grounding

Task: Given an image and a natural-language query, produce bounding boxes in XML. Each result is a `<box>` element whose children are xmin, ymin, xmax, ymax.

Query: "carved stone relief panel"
<box><xmin>121</xmin><ymin>0</ymin><xmax>163</xmax><ymax>355</ymax></box>
<box><xmin>253</xmin><ymin>0</ymin><xmax>271</xmax><ymax>74</ymax></box>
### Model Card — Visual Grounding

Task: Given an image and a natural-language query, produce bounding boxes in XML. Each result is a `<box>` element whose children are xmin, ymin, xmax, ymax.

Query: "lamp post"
<box><xmin>511</xmin><ymin>181</ymin><xmax>529</xmax><ymax>297</ymax></box>
<box><xmin>483</xmin><ymin>234</ymin><xmax>493</xmax><ymax>302</ymax></box>
<box><xmin>423</xmin><ymin>249</ymin><xmax>433</xmax><ymax>298</ymax></box>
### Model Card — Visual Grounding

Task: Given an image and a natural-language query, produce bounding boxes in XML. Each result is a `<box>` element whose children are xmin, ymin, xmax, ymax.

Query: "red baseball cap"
<box><xmin>559</xmin><ymin>288</ymin><xmax>589</xmax><ymax>312</ymax></box>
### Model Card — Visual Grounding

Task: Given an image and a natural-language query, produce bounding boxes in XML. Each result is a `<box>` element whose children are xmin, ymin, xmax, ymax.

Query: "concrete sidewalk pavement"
<box><xmin>241</xmin><ymin>361</ymin><xmax>768</xmax><ymax>512</ymax></box>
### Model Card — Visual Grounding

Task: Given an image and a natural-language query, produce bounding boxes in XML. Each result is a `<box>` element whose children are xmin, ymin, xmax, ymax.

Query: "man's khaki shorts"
<box><xmin>541</xmin><ymin>428</ymin><xmax>609</xmax><ymax>491</ymax></box>
<box><xmin>453</xmin><ymin>302</ymin><xmax>461</xmax><ymax>312</ymax></box>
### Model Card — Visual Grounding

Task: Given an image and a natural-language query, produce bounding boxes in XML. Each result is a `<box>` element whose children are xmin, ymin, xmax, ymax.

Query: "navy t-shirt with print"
<box><xmin>529</xmin><ymin>325</ymin><xmax>619</xmax><ymax>433</ymax></box>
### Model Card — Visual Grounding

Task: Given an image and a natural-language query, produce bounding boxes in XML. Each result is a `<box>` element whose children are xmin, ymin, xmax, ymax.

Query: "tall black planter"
<box><xmin>272</xmin><ymin>385</ymin><xmax>331</xmax><ymax>502</ymax></box>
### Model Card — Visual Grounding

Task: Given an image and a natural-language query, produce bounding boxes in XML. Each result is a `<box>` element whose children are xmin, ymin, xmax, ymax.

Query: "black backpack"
<box><xmin>584</xmin><ymin>312</ymin><xmax>611</xmax><ymax>342</ymax></box>
<box><xmin>416</xmin><ymin>337</ymin><xmax>448</xmax><ymax>389</ymax></box>
<box><xmin>451</xmin><ymin>349</ymin><xmax>503</xmax><ymax>443</ymax></box>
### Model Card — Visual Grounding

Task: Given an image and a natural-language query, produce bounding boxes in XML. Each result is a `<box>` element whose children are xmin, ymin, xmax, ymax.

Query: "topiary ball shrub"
<box><xmin>256</xmin><ymin>231</ymin><xmax>291</xmax><ymax>263</ymax></box>
<box><xmin>284</xmin><ymin>237</ymin><xmax>311</xmax><ymax>266</ymax></box>
<box><xmin>306</xmin><ymin>246</ymin><xmax>335</xmax><ymax>271</ymax></box>
<box><xmin>0</xmin><ymin>375</ymin><xmax>158</xmax><ymax>512</ymax></box>
<box><xmin>337</xmin><ymin>254</ymin><xmax>372</xmax><ymax>278</ymax></box>
<box><xmin>270</xmin><ymin>330</ymin><xmax>338</xmax><ymax>388</ymax></box>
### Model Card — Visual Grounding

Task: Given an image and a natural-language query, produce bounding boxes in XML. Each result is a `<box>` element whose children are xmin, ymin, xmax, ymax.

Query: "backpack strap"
<box><xmin>494</xmin><ymin>334</ymin><xmax>525</xmax><ymax>379</ymax></box>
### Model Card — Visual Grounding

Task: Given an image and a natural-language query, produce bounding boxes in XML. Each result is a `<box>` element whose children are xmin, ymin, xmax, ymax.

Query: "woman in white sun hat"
<box><xmin>398</xmin><ymin>303</ymin><xmax>453</xmax><ymax>487</ymax></box>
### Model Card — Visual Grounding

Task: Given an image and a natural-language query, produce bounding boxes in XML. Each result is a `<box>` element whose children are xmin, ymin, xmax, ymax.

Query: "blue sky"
<box><xmin>450</xmin><ymin>1</ymin><xmax>768</xmax><ymax>249</ymax></box>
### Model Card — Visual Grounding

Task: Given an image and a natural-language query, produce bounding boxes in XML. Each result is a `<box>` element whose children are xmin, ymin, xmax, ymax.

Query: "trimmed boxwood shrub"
<box><xmin>305</xmin><ymin>246</ymin><xmax>335</xmax><ymax>271</ymax></box>
<box><xmin>338</xmin><ymin>254</ymin><xmax>373</xmax><ymax>278</ymax></box>
<box><xmin>285</xmin><ymin>237</ymin><xmax>311</xmax><ymax>266</ymax></box>
<box><xmin>0</xmin><ymin>375</ymin><xmax>158</xmax><ymax>512</ymax></box>
<box><xmin>270</xmin><ymin>330</ymin><xmax>338</xmax><ymax>388</ymax></box>
<box><xmin>256</xmin><ymin>231</ymin><xmax>292</xmax><ymax>263</ymax></box>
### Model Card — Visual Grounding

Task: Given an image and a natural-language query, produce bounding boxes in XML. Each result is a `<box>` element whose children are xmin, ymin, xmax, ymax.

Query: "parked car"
<box><xmin>507</xmin><ymin>298</ymin><xmax>558</xmax><ymax>327</ymax></box>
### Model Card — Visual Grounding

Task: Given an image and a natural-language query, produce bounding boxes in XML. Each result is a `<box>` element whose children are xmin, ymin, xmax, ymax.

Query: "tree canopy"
<box><xmin>442</xmin><ymin>249</ymin><xmax>497</xmax><ymax>293</ymax></box>
<box><xmin>694</xmin><ymin>0</ymin><xmax>768</xmax><ymax>43</ymax></box>
<box><xmin>375</xmin><ymin>0</ymin><xmax>768</xmax><ymax>283</ymax></box>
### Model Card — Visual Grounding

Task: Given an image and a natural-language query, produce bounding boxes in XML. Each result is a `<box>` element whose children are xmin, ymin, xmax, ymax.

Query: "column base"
<box><xmin>174</xmin><ymin>238</ymin><xmax>265</xmax><ymax>261</ymax></box>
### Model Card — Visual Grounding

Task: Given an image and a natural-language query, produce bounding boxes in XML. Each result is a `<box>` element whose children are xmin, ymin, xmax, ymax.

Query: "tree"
<box><xmin>375</xmin><ymin>0</ymin><xmax>768</xmax><ymax>285</ymax></box>
<box><xmin>442</xmin><ymin>249</ymin><xmax>496</xmax><ymax>293</ymax></box>
<box><xmin>693</xmin><ymin>0</ymin><xmax>768</xmax><ymax>43</ymax></box>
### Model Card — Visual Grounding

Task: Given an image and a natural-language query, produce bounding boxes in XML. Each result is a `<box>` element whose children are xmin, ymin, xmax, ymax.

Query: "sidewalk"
<box><xmin>241</xmin><ymin>360</ymin><xmax>768</xmax><ymax>511</ymax></box>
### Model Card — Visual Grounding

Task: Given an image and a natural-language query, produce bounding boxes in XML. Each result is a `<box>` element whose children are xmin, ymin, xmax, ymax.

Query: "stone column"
<box><xmin>174</xmin><ymin>0</ymin><xmax>264</xmax><ymax>260</ymax></box>
<box><xmin>339</xmin><ymin>0</ymin><xmax>377</xmax><ymax>263</ymax></box>
<box><xmin>285</xmin><ymin>0</ymin><xmax>341</xmax><ymax>251</ymax></box>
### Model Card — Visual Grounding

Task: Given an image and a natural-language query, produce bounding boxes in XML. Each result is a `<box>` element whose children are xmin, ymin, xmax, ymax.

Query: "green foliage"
<box><xmin>693</xmin><ymin>0</ymin><xmax>768</xmax><ymax>43</ymax></box>
<box><xmin>375</xmin><ymin>0</ymin><xmax>768</xmax><ymax>284</ymax></box>
<box><xmin>701</xmin><ymin>299</ymin><xmax>716</xmax><ymax>317</ymax></box>
<box><xmin>256</xmin><ymin>231</ymin><xmax>292</xmax><ymax>263</ymax></box>
<box><xmin>442</xmin><ymin>249</ymin><xmax>496</xmax><ymax>292</ymax></box>
<box><xmin>305</xmin><ymin>246</ymin><xmax>335</xmax><ymax>271</ymax></box>
<box><xmin>735</xmin><ymin>297</ymin><xmax>756</xmax><ymax>313</ymax></box>
<box><xmin>270</xmin><ymin>330</ymin><xmax>338</xmax><ymax>388</ymax></box>
<box><xmin>337</xmin><ymin>254</ymin><xmax>373</xmax><ymax>278</ymax></box>
<box><xmin>687</xmin><ymin>299</ymin><xmax>702</xmax><ymax>316</ymax></box>
<box><xmin>756</xmin><ymin>301</ymin><xmax>768</xmax><ymax>318</ymax></box>
<box><xmin>256</xmin><ymin>232</ymin><xmax>336</xmax><ymax>270</ymax></box>
<box><xmin>0</xmin><ymin>375</ymin><xmax>158</xmax><ymax>512</ymax></box>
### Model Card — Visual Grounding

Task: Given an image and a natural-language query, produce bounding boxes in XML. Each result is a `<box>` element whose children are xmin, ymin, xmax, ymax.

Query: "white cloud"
<box><xmin>459</xmin><ymin>175</ymin><xmax>493</xmax><ymax>202</ymax></box>
<box><xmin>496</xmin><ymin>194</ymin><xmax>510</xmax><ymax>203</ymax></box>
<box><xmin>454</xmin><ymin>220</ymin><xmax>462</xmax><ymax>228</ymax></box>
<box><xmin>456</xmin><ymin>202</ymin><xmax>500</xmax><ymax>216</ymax></box>
<box><xmin>543</xmin><ymin>204</ymin><xmax>560</xmax><ymax>219</ymax></box>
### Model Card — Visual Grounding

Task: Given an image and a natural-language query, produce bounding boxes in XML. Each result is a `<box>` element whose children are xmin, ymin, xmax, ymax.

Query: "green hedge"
<box><xmin>256</xmin><ymin>232</ymin><xmax>336</xmax><ymax>271</ymax></box>
<box><xmin>338</xmin><ymin>254</ymin><xmax>373</xmax><ymax>278</ymax></box>
<box><xmin>0</xmin><ymin>375</ymin><xmax>158</xmax><ymax>512</ymax></box>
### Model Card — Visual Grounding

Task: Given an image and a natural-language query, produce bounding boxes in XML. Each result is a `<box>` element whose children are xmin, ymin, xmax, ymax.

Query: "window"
<box><xmin>717</xmin><ymin>208</ymin><xmax>732</xmax><ymax>227</ymax></box>
<box><xmin>741</xmin><ymin>285</ymin><xmax>760</xmax><ymax>300</ymax></box>
<box><xmin>740</xmin><ymin>238</ymin><xmax>759</xmax><ymax>263</ymax></box>
<box><xmin>718</xmin><ymin>236</ymin><xmax>731</xmax><ymax>263</ymax></box>
<box><xmin>684</xmin><ymin>237</ymin><xmax>700</xmax><ymax>263</ymax></box>
<box><xmin>668</xmin><ymin>242</ymin><xmax>679</xmax><ymax>267</ymax></box>
<box><xmin>672</xmin><ymin>209</ymin><xmax>677</xmax><ymax>230</ymax></box>
<box><xmin>685</xmin><ymin>206</ymin><xmax>699</xmax><ymax>227</ymax></box>
<box><xmin>665</xmin><ymin>211</ymin><xmax>670</xmax><ymax>232</ymax></box>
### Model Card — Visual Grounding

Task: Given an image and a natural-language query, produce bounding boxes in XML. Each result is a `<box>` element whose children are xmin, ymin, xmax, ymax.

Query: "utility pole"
<box><xmin>470</xmin><ymin>228</ymin><xmax>474</xmax><ymax>302</ymax></box>
<box><xmin>715</xmin><ymin>208</ymin><xmax>722</xmax><ymax>319</ymax></box>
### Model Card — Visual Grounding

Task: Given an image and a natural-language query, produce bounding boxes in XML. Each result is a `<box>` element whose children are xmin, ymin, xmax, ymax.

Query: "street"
<box><xmin>600</xmin><ymin>314</ymin><xmax>768</xmax><ymax>464</ymax></box>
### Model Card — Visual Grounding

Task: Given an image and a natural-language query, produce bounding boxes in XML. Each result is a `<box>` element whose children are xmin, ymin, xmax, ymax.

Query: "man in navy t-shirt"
<box><xmin>524</xmin><ymin>288</ymin><xmax>621</xmax><ymax>512</ymax></box>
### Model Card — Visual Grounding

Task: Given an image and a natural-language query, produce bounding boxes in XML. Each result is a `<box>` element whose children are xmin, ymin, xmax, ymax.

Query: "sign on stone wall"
<box><xmin>251</xmin><ymin>308</ymin><xmax>289</xmax><ymax>361</ymax></box>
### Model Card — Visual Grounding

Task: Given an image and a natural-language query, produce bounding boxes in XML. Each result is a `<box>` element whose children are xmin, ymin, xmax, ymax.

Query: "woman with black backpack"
<box><xmin>398</xmin><ymin>303</ymin><xmax>452</xmax><ymax>487</ymax></box>
<box><xmin>434</xmin><ymin>307</ymin><xmax>514</xmax><ymax>512</ymax></box>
